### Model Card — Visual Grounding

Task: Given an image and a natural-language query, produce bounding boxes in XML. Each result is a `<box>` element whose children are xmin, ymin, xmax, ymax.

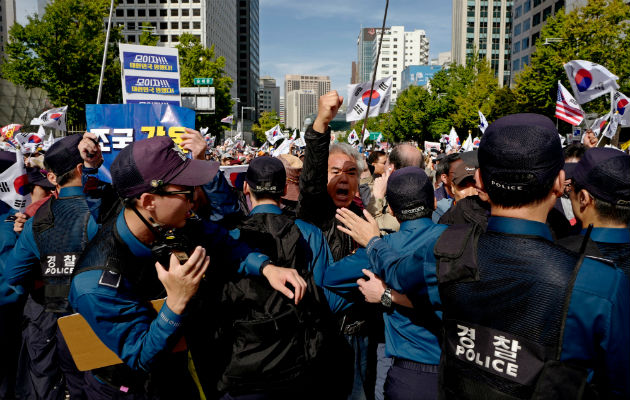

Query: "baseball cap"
<box><xmin>451</xmin><ymin>160</ymin><xmax>477</xmax><ymax>186</ymax></box>
<box><xmin>571</xmin><ymin>147</ymin><xmax>630</xmax><ymax>206</ymax></box>
<box><xmin>478</xmin><ymin>113</ymin><xmax>564</xmax><ymax>193</ymax></box>
<box><xmin>44</xmin><ymin>134</ymin><xmax>84</xmax><ymax>176</ymax></box>
<box><xmin>26</xmin><ymin>167</ymin><xmax>55</xmax><ymax>190</ymax></box>
<box><xmin>245</xmin><ymin>156</ymin><xmax>285</xmax><ymax>195</ymax></box>
<box><xmin>386</xmin><ymin>166</ymin><xmax>434</xmax><ymax>215</ymax></box>
<box><xmin>111</xmin><ymin>136</ymin><xmax>219</xmax><ymax>199</ymax></box>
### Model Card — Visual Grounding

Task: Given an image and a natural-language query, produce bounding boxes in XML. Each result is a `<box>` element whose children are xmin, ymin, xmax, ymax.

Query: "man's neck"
<box><xmin>579</xmin><ymin>211</ymin><xmax>627</xmax><ymax>229</ymax></box>
<box><xmin>251</xmin><ymin>198</ymin><xmax>280</xmax><ymax>209</ymax></box>
<box><xmin>123</xmin><ymin>208</ymin><xmax>156</xmax><ymax>245</ymax></box>
<box><xmin>490</xmin><ymin>197</ymin><xmax>555</xmax><ymax>224</ymax></box>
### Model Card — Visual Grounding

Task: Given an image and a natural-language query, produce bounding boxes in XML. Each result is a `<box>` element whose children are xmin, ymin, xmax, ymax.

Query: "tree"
<box><xmin>1</xmin><ymin>0</ymin><xmax>123</xmax><ymax>125</ymax></box>
<box><xmin>514</xmin><ymin>0</ymin><xmax>630</xmax><ymax>124</ymax></box>
<box><xmin>451</xmin><ymin>57</ymin><xmax>498</xmax><ymax>131</ymax></box>
<box><xmin>251</xmin><ymin>111</ymin><xmax>283</xmax><ymax>142</ymax></box>
<box><xmin>139</xmin><ymin>22</ymin><xmax>159</xmax><ymax>46</ymax></box>
<box><xmin>176</xmin><ymin>33</ymin><xmax>233</xmax><ymax>135</ymax></box>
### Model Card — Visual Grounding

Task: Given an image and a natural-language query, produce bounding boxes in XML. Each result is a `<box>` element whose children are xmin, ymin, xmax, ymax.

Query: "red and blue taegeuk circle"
<box><xmin>575</xmin><ymin>69</ymin><xmax>593</xmax><ymax>92</ymax></box>
<box><xmin>14</xmin><ymin>174</ymin><xmax>29</xmax><ymax>196</ymax></box>
<box><xmin>362</xmin><ymin>90</ymin><xmax>380</xmax><ymax>106</ymax></box>
<box><xmin>617</xmin><ymin>98</ymin><xmax>629</xmax><ymax>115</ymax></box>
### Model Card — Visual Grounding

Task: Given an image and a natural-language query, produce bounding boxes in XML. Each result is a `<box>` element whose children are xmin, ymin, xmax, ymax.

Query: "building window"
<box><xmin>542</xmin><ymin>6</ymin><xmax>552</xmax><ymax>21</ymax></box>
<box><xmin>127</xmin><ymin>22</ymin><xmax>135</xmax><ymax>30</ymax></box>
<box><xmin>523</xmin><ymin>19</ymin><xmax>530</xmax><ymax>31</ymax></box>
<box><xmin>128</xmin><ymin>35</ymin><xmax>135</xmax><ymax>42</ymax></box>
<box><xmin>522</xmin><ymin>37</ymin><xmax>529</xmax><ymax>49</ymax></box>
<box><xmin>171</xmin><ymin>35</ymin><xmax>179</xmax><ymax>42</ymax></box>
<box><xmin>127</xmin><ymin>0</ymin><xmax>134</xmax><ymax>3</ymax></box>
<box><xmin>149</xmin><ymin>9</ymin><xmax>156</xmax><ymax>16</ymax></box>
<box><xmin>127</xmin><ymin>9</ymin><xmax>135</xmax><ymax>16</ymax></box>
<box><xmin>193</xmin><ymin>8</ymin><xmax>200</xmax><ymax>16</ymax></box>
<box><xmin>149</xmin><ymin>0</ymin><xmax>156</xmax><ymax>3</ymax></box>
<box><xmin>138</xmin><ymin>0</ymin><xmax>145</xmax><ymax>3</ymax></box>
<box><xmin>182</xmin><ymin>9</ymin><xmax>189</xmax><ymax>16</ymax></box>
<box><xmin>513</xmin><ymin>59</ymin><xmax>520</xmax><ymax>71</ymax></box>
<box><xmin>532</xmin><ymin>32</ymin><xmax>540</xmax><ymax>45</ymax></box>
<box><xmin>182</xmin><ymin>21</ymin><xmax>189</xmax><ymax>29</ymax></box>
<box><xmin>524</xmin><ymin>0</ymin><xmax>531</xmax><ymax>12</ymax></box>
<box><xmin>160</xmin><ymin>9</ymin><xmax>167</xmax><ymax>16</ymax></box>
<box><xmin>193</xmin><ymin>21</ymin><xmax>200</xmax><ymax>29</ymax></box>
<box><xmin>171</xmin><ymin>0</ymin><xmax>178</xmax><ymax>2</ymax></box>
<box><xmin>160</xmin><ymin>35</ymin><xmax>168</xmax><ymax>42</ymax></box>
<box><xmin>160</xmin><ymin>22</ymin><xmax>167</xmax><ymax>29</ymax></box>
<box><xmin>514</xmin><ymin>23</ymin><xmax>521</xmax><ymax>36</ymax></box>
<box><xmin>521</xmin><ymin>55</ymin><xmax>530</xmax><ymax>66</ymax></box>
<box><xmin>138</xmin><ymin>9</ymin><xmax>146</xmax><ymax>17</ymax></box>
<box><xmin>171</xmin><ymin>9</ymin><xmax>178</xmax><ymax>16</ymax></box>
<box><xmin>514</xmin><ymin>5</ymin><xmax>522</xmax><ymax>19</ymax></box>
<box><xmin>171</xmin><ymin>22</ymin><xmax>179</xmax><ymax>29</ymax></box>
<box><xmin>115</xmin><ymin>9</ymin><xmax>124</xmax><ymax>17</ymax></box>
<box><xmin>513</xmin><ymin>41</ymin><xmax>520</xmax><ymax>53</ymax></box>
<box><xmin>555</xmin><ymin>0</ymin><xmax>565</xmax><ymax>12</ymax></box>
<box><xmin>534</xmin><ymin>0</ymin><xmax>542</xmax><ymax>6</ymax></box>
<box><xmin>532</xmin><ymin>12</ymin><xmax>541</xmax><ymax>26</ymax></box>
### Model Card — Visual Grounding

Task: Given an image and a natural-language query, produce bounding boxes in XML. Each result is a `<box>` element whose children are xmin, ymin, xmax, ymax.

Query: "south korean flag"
<box><xmin>346</xmin><ymin>77</ymin><xmax>393</xmax><ymax>122</ymax></box>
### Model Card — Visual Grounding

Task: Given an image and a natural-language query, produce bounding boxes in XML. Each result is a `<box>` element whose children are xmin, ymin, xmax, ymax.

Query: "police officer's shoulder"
<box><xmin>72</xmin><ymin>268</ymin><xmax>121</xmax><ymax>295</ymax></box>
<box><xmin>574</xmin><ymin>256</ymin><xmax>628</xmax><ymax>300</ymax></box>
<box><xmin>294</xmin><ymin>218</ymin><xmax>325</xmax><ymax>241</ymax></box>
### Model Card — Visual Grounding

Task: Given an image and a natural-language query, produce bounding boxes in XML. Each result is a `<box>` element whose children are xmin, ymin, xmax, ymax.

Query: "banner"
<box><xmin>346</xmin><ymin>76</ymin><xmax>393</xmax><ymax>122</ymax></box>
<box><xmin>86</xmin><ymin>104</ymin><xmax>195</xmax><ymax>182</ymax></box>
<box><xmin>119</xmin><ymin>43</ymin><xmax>181</xmax><ymax>106</ymax></box>
<box><xmin>564</xmin><ymin>60</ymin><xmax>619</xmax><ymax>104</ymax></box>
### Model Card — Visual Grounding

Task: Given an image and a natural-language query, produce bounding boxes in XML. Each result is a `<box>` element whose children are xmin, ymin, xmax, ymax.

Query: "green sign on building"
<box><xmin>193</xmin><ymin>77</ymin><xmax>214</xmax><ymax>85</ymax></box>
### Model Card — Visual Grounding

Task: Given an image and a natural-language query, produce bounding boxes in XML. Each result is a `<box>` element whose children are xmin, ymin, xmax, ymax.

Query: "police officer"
<box><xmin>337</xmin><ymin>114</ymin><xmax>630</xmax><ymax>398</ymax></box>
<box><xmin>558</xmin><ymin>147</ymin><xmax>630</xmax><ymax>275</ymax></box>
<box><xmin>68</xmin><ymin>137</ymin><xmax>306</xmax><ymax>398</ymax></box>
<box><xmin>327</xmin><ymin>166</ymin><xmax>446</xmax><ymax>400</ymax></box>
<box><xmin>4</xmin><ymin>134</ymin><xmax>100</xmax><ymax>400</ymax></box>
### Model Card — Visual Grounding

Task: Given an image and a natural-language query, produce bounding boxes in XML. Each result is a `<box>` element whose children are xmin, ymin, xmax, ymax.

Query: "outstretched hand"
<box><xmin>262</xmin><ymin>265</ymin><xmax>307</xmax><ymax>304</ymax></box>
<box><xmin>336</xmin><ymin>208</ymin><xmax>380</xmax><ymax>247</ymax></box>
<box><xmin>156</xmin><ymin>246</ymin><xmax>209</xmax><ymax>315</ymax></box>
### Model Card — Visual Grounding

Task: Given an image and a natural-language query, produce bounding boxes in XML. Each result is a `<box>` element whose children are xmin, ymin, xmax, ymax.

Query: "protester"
<box><xmin>336</xmin><ymin>113</ymin><xmax>630</xmax><ymax>398</ymax></box>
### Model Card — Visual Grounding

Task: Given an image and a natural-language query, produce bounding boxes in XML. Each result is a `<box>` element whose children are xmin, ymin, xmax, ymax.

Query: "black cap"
<box><xmin>386</xmin><ymin>167</ymin><xmax>434</xmax><ymax>216</ymax></box>
<box><xmin>479</xmin><ymin>113</ymin><xmax>564</xmax><ymax>193</ymax></box>
<box><xmin>0</xmin><ymin>151</ymin><xmax>16</xmax><ymax>174</ymax></box>
<box><xmin>572</xmin><ymin>148</ymin><xmax>630</xmax><ymax>206</ymax></box>
<box><xmin>44</xmin><ymin>134</ymin><xmax>84</xmax><ymax>176</ymax></box>
<box><xmin>564</xmin><ymin>162</ymin><xmax>577</xmax><ymax>180</ymax></box>
<box><xmin>111</xmin><ymin>136</ymin><xmax>219</xmax><ymax>199</ymax></box>
<box><xmin>26</xmin><ymin>167</ymin><xmax>55</xmax><ymax>190</ymax></box>
<box><xmin>245</xmin><ymin>156</ymin><xmax>285</xmax><ymax>195</ymax></box>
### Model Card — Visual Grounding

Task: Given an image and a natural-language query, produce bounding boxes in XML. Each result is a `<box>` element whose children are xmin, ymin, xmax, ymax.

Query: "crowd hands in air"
<box><xmin>0</xmin><ymin>89</ymin><xmax>629</xmax><ymax>400</ymax></box>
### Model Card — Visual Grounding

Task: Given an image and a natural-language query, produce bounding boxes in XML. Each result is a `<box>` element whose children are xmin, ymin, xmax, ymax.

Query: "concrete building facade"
<box><xmin>452</xmin><ymin>0</ymin><xmax>513</xmax><ymax>87</ymax></box>
<box><xmin>257</xmin><ymin>76</ymin><xmax>280</xmax><ymax>117</ymax></box>
<box><xmin>286</xmin><ymin>89</ymin><xmax>317</xmax><ymax>131</ymax></box>
<box><xmin>237</xmin><ymin>0</ymin><xmax>259</xmax><ymax>124</ymax></box>
<box><xmin>0</xmin><ymin>0</ymin><xmax>16</xmax><ymax>59</ymax></box>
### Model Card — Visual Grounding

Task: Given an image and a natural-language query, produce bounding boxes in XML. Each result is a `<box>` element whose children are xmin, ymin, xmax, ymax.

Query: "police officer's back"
<box><xmin>437</xmin><ymin>114</ymin><xmax>630</xmax><ymax>398</ymax></box>
<box><xmin>557</xmin><ymin>147</ymin><xmax>630</xmax><ymax>276</ymax></box>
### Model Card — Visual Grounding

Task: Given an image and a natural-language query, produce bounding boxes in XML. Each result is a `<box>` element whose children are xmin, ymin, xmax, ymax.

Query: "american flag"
<box><xmin>556</xmin><ymin>82</ymin><xmax>584</xmax><ymax>126</ymax></box>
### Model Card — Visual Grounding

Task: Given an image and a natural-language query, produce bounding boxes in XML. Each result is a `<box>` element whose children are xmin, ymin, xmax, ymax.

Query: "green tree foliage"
<box><xmin>514</xmin><ymin>0</ymin><xmax>630</xmax><ymax>123</ymax></box>
<box><xmin>252</xmin><ymin>111</ymin><xmax>284</xmax><ymax>142</ymax></box>
<box><xmin>176</xmin><ymin>33</ymin><xmax>233</xmax><ymax>134</ymax></box>
<box><xmin>139</xmin><ymin>22</ymin><xmax>159</xmax><ymax>46</ymax></box>
<box><xmin>1</xmin><ymin>0</ymin><xmax>123</xmax><ymax>125</ymax></box>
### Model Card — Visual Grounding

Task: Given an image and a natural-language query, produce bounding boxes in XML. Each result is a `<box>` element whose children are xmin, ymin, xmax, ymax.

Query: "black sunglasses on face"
<box><xmin>153</xmin><ymin>187</ymin><xmax>195</xmax><ymax>201</ymax></box>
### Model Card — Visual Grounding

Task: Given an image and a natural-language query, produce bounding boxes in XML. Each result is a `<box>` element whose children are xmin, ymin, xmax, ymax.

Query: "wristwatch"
<box><xmin>380</xmin><ymin>287</ymin><xmax>392</xmax><ymax>308</ymax></box>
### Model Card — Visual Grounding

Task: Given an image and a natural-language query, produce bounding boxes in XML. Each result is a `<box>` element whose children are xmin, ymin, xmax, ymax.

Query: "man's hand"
<box><xmin>156</xmin><ymin>246</ymin><xmax>209</xmax><ymax>315</ymax></box>
<box><xmin>79</xmin><ymin>132</ymin><xmax>103</xmax><ymax>169</ymax></box>
<box><xmin>357</xmin><ymin>269</ymin><xmax>386</xmax><ymax>303</ymax></box>
<box><xmin>372</xmin><ymin>168</ymin><xmax>391</xmax><ymax>200</ymax></box>
<box><xmin>583</xmin><ymin>129</ymin><xmax>597</xmax><ymax>148</ymax></box>
<box><xmin>313</xmin><ymin>91</ymin><xmax>343</xmax><ymax>133</ymax></box>
<box><xmin>262</xmin><ymin>265</ymin><xmax>307</xmax><ymax>305</ymax></box>
<box><xmin>335</xmin><ymin>208</ymin><xmax>380</xmax><ymax>247</ymax></box>
<box><xmin>180</xmin><ymin>128</ymin><xmax>207</xmax><ymax>160</ymax></box>
<box><xmin>13</xmin><ymin>213</ymin><xmax>29</xmax><ymax>234</ymax></box>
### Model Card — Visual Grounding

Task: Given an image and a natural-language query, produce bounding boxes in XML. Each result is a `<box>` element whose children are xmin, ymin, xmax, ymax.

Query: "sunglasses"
<box><xmin>153</xmin><ymin>187</ymin><xmax>195</xmax><ymax>201</ymax></box>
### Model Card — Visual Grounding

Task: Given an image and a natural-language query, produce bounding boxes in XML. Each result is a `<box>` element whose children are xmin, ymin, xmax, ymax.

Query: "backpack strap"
<box><xmin>434</xmin><ymin>223</ymin><xmax>484</xmax><ymax>284</ymax></box>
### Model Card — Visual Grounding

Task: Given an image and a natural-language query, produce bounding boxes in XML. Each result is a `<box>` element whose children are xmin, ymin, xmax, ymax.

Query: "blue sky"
<box><xmin>259</xmin><ymin>0</ymin><xmax>452</xmax><ymax>96</ymax></box>
<box><xmin>17</xmin><ymin>0</ymin><xmax>452</xmax><ymax>97</ymax></box>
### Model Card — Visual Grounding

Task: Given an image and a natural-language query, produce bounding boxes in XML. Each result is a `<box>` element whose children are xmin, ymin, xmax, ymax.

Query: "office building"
<box><xmin>284</xmin><ymin>74</ymin><xmax>331</xmax><ymax>101</ymax></box>
<box><xmin>286</xmin><ymin>89</ymin><xmax>317</xmax><ymax>131</ymax></box>
<box><xmin>257</xmin><ymin>76</ymin><xmax>280</xmax><ymax>116</ymax></box>
<box><xmin>452</xmin><ymin>0</ymin><xmax>513</xmax><ymax>87</ymax></box>
<box><xmin>237</xmin><ymin>0</ymin><xmax>259</xmax><ymax>124</ymax></box>
<box><xmin>0</xmin><ymin>0</ymin><xmax>15</xmax><ymax>58</ymax></box>
<box><xmin>279</xmin><ymin>96</ymin><xmax>285</xmax><ymax>125</ymax></box>
<box><xmin>356</xmin><ymin>26</ymin><xmax>430</xmax><ymax>101</ymax></box>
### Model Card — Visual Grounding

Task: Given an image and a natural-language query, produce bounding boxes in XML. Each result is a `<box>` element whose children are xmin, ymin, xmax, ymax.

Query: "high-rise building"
<box><xmin>257</xmin><ymin>76</ymin><xmax>280</xmax><ymax>117</ymax></box>
<box><xmin>452</xmin><ymin>0</ymin><xmax>513</xmax><ymax>87</ymax></box>
<box><xmin>286</xmin><ymin>89</ymin><xmax>317</xmax><ymax>131</ymax></box>
<box><xmin>237</xmin><ymin>0</ymin><xmax>259</xmax><ymax>125</ymax></box>
<box><xmin>0</xmin><ymin>0</ymin><xmax>16</xmax><ymax>60</ymax></box>
<box><xmin>279</xmin><ymin>96</ymin><xmax>285</xmax><ymax>125</ymax></box>
<box><xmin>356</xmin><ymin>26</ymin><xmax>430</xmax><ymax>101</ymax></box>
<box><xmin>351</xmin><ymin>61</ymin><xmax>359</xmax><ymax>84</ymax></box>
<box><xmin>284</xmin><ymin>74</ymin><xmax>331</xmax><ymax>101</ymax></box>
<box><xmin>112</xmin><ymin>1</ymin><xmax>238</xmax><ymax>98</ymax></box>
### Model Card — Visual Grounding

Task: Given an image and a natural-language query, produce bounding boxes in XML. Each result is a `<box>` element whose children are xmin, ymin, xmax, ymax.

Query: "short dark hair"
<box><xmin>393</xmin><ymin>207</ymin><xmax>432</xmax><ymax>222</ymax></box>
<box><xmin>249</xmin><ymin>190</ymin><xmax>283</xmax><ymax>203</ymax></box>
<box><xmin>368</xmin><ymin>150</ymin><xmax>386</xmax><ymax>165</ymax></box>
<box><xmin>389</xmin><ymin>144</ymin><xmax>425</xmax><ymax>170</ymax></box>
<box><xmin>483</xmin><ymin>171</ymin><xmax>557</xmax><ymax>208</ymax></box>
<box><xmin>564</xmin><ymin>143</ymin><xmax>586</xmax><ymax>160</ymax></box>
<box><xmin>436</xmin><ymin>153</ymin><xmax>460</xmax><ymax>177</ymax></box>
<box><xmin>574</xmin><ymin>182</ymin><xmax>630</xmax><ymax>225</ymax></box>
<box><xmin>52</xmin><ymin>167</ymin><xmax>80</xmax><ymax>187</ymax></box>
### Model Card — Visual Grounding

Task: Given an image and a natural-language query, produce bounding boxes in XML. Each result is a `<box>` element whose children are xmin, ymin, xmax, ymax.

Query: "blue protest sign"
<box><xmin>123</xmin><ymin>52</ymin><xmax>179</xmax><ymax>73</ymax></box>
<box><xmin>125</xmin><ymin>76</ymin><xmax>180</xmax><ymax>96</ymax></box>
<box><xmin>86</xmin><ymin>104</ymin><xmax>195</xmax><ymax>182</ymax></box>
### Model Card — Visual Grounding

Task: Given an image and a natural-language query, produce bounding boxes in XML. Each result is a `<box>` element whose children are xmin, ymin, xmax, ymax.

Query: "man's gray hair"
<box><xmin>329</xmin><ymin>142</ymin><xmax>365</xmax><ymax>175</ymax></box>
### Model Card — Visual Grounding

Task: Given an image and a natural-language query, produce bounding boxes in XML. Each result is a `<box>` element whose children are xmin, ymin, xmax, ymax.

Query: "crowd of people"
<box><xmin>0</xmin><ymin>89</ymin><xmax>629</xmax><ymax>400</ymax></box>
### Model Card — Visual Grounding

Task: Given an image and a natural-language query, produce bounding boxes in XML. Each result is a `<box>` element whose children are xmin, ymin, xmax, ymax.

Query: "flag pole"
<box><xmin>596</xmin><ymin>89</ymin><xmax>615</xmax><ymax>147</ymax></box>
<box><xmin>361</xmin><ymin>0</ymin><xmax>390</xmax><ymax>138</ymax></box>
<box><xmin>96</xmin><ymin>0</ymin><xmax>115</xmax><ymax>104</ymax></box>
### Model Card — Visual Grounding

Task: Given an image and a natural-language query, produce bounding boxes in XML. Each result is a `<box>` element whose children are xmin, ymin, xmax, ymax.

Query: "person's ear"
<box><xmin>579</xmin><ymin>189</ymin><xmax>592</xmax><ymax>209</ymax></box>
<box><xmin>138</xmin><ymin>192</ymin><xmax>157</xmax><ymax>211</ymax></box>
<box><xmin>283</xmin><ymin>183</ymin><xmax>288</xmax><ymax>197</ymax></box>
<box><xmin>474</xmin><ymin>169</ymin><xmax>485</xmax><ymax>192</ymax></box>
<box><xmin>243</xmin><ymin>181</ymin><xmax>251</xmax><ymax>197</ymax></box>
<box><xmin>552</xmin><ymin>170</ymin><xmax>565</xmax><ymax>198</ymax></box>
<box><xmin>76</xmin><ymin>163</ymin><xmax>83</xmax><ymax>176</ymax></box>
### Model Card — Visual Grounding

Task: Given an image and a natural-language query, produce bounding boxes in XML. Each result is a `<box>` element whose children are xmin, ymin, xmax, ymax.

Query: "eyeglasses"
<box><xmin>153</xmin><ymin>187</ymin><xmax>195</xmax><ymax>201</ymax></box>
